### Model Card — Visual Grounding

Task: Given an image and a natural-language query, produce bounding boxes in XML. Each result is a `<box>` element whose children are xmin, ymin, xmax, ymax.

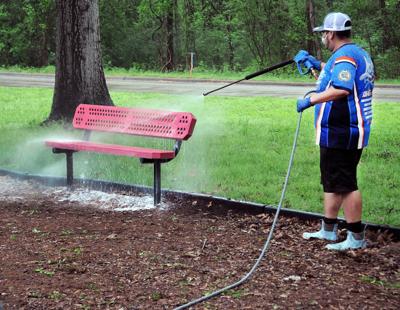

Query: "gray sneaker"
<box><xmin>303</xmin><ymin>220</ymin><xmax>338</xmax><ymax>241</ymax></box>
<box><xmin>326</xmin><ymin>231</ymin><xmax>367</xmax><ymax>251</ymax></box>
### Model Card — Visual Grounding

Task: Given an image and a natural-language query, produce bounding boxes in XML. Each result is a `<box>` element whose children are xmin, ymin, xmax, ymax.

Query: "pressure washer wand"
<box><xmin>203</xmin><ymin>59</ymin><xmax>294</xmax><ymax>96</ymax></box>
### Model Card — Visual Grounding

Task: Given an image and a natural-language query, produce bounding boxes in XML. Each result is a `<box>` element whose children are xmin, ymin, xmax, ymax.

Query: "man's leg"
<box><xmin>326</xmin><ymin>190</ymin><xmax>366</xmax><ymax>250</ymax></box>
<box><xmin>342</xmin><ymin>190</ymin><xmax>362</xmax><ymax>222</ymax></box>
<box><xmin>302</xmin><ymin>192</ymin><xmax>342</xmax><ymax>241</ymax></box>
<box><xmin>324</xmin><ymin>192</ymin><xmax>343</xmax><ymax>219</ymax></box>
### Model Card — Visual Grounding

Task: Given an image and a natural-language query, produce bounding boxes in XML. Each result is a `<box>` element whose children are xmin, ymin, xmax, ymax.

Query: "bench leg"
<box><xmin>153</xmin><ymin>160</ymin><xmax>161</xmax><ymax>205</ymax></box>
<box><xmin>66</xmin><ymin>151</ymin><xmax>74</xmax><ymax>186</ymax></box>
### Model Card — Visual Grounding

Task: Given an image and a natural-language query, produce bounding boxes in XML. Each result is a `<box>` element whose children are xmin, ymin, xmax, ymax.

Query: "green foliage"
<box><xmin>236</xmin><ymin>0</ymin><xmax>293</xmax><ymax>66</ymax></box>
<box><xmin>0</xmin><ymin>0</ymin><xmax>55</xmax><ymax>66</ymax></box>
<box><xmin>0</xmin><ymin>0</ymin><xmax>399</xmax><ymax>78</ymax></box>
<box><xmin>35</xmin><ymin>267</ymin><xmax>55</xmax><ymax>277</ymax></box>
<box><xmin>99</xmin><ymin>0</ymin><xmax>144</xmax><ymax>68</ymax></box>
<box><xmin>374</xmin><ymin>47</ymin><xmax>400</xmax><ymax>79</ymax></box>
<box><xmin>223</xmin><ymin>289</ymin><xmax>246</xmax><ymax>299</ymax></box>
<box><xmin>48</xmin><ymin>290</ymin><xmax>64</xmax><ymax>301</ymax></box>
<box><xmin>360</xmin><ymin>275</ymin><xmax>400</xmax><ymax>289</ymax></box>
<box><xmin>151</xmin><ymin>291</ymin><xmax>163</xmax><ymax>301</ymax></box>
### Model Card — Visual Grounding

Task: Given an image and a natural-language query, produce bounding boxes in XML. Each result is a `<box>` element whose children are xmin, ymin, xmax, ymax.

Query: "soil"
<box><xmin>0</xmin><ymin>176</ymin><xmax>399</xmax><ymax>309</ymax></box>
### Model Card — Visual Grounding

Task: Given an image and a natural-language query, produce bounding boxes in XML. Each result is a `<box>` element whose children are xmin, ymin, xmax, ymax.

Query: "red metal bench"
<box><xmin>45</xmin><ymin>104</ymin><xmax>196</xmax><ymax>205</ymax></box>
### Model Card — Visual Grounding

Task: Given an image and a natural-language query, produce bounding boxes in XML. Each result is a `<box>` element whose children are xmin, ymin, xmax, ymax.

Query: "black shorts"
<box><xmin>320</xmin><ymin>147</ymin><xmax>363</xmax><ymax>193</ymax></box>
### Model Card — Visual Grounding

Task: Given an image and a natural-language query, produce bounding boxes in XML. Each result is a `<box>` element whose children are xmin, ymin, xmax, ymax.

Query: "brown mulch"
<box><xmin>0</xmin><ymin>179</ymin><xmax>399</xmax><ymax>309</ymax></box>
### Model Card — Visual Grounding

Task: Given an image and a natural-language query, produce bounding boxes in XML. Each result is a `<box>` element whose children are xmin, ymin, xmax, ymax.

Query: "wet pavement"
<box><xmin>0</xmin><ymin>72</ymin><xmax>399</xmax><ymax>102</ymax></box>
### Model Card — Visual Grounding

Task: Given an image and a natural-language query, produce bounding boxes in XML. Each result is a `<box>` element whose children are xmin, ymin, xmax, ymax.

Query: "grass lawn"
<box><xmin>0</xmin><ymin>86</ymin><xmax>398</xmax><ymax>226</ymax></box>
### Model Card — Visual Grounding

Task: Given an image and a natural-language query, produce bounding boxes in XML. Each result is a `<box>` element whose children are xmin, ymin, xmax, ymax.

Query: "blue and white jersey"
<box><xmin>314</xmin><ymin>43</ymin><xmax>374</xmax><ymax>149</ymax></box>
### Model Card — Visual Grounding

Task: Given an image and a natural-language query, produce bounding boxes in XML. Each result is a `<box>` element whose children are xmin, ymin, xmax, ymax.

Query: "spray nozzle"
<box><xmin>294</xmin><ymin>50</ymin><xmax>313</xmax><ymax>75</ymax></box>
<box><xmin>293</xmin><ymin>50</ymin><xmax>319</xmax><ymax>80</ymax></box>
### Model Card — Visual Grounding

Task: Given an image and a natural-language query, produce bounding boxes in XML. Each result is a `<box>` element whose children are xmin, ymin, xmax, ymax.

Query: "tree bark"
<box><xmin>326</xmin><ymin>0</ymin><xmax>333</xmax><ymax>10</ymax></box>
<box><xmin>225</xmin><ymin>13</ymin><xmax>234</xmax><ymax>71</ymax></box>
<box><xmin>184</xmin><ymin>0</ymin><xmax>196</xmax><ymax>63</ymax></box>
<box><xmin>163</xmin><ymin>1</ymin><xmax>175</xmax><ymax>71</ymax></box>
<box><xmin>47</xmin><ymin>0</ymin><xmax>113</xmax><ymax>122</ymax></box>
<box><xmin>306</xmin><ymin>0</ymin><xmax>321</xmax><ymax>58</ymax></box>
<box><xmin>379</xmin><ymin>0</ymin><xmax>390</xmax><ymax>51</ymax></box>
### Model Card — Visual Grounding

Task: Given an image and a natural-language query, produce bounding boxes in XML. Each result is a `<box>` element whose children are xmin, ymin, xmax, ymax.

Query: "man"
<box><xmin>295</xmin><ymin>12</ymin><xmax>375</xmax><ymax>250</ymax></box>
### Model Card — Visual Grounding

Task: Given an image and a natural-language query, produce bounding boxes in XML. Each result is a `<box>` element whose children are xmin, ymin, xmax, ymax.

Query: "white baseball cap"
<box><xmin>313</xmin><ymin>12</ymin><xmax>352</xmax><ymax>32</ymax></box>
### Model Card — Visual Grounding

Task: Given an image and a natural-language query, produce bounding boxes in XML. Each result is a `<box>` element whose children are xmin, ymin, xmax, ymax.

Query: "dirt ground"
<box><xmin>0</xmin><ymin>176</ymin><xmax>399</xmax><ymax>309</ymax></box>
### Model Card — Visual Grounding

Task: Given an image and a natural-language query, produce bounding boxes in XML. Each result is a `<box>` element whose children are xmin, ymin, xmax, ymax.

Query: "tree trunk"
<box><xmin>306</xmin><ymin>0</ymin><xmax>321</xmax><ymax>58</ymax></box>
<box><xmin>326</xmin><ymin>0</ymin><xmax>333</xmax><ymax>10</ymax></box>
<box><xmin>47</xmin><ymin>0</ymin><xmax>113</xmax><ymax>122</ymax></box>
<box><xmin>225</xmin><ymin>13</ymin><xmax>234</xmax><ymax>71</ymax></box>
<box><xmin>184</xmin><ymin>0</ymin><xmax>196</xmax><ymax>66</ymax></box>
<box><xmin>379</xmin><ymin>0</ymin><xmax>390</xmax><ymax>51</ymax></box>
<box><xmin>163</xmin><ymin>1</ymin><xmax>175</xmax><ymax>71</ymax></box>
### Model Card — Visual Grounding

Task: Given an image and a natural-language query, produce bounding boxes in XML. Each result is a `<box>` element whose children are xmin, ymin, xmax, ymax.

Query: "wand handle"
<box><xmin>245</xmin><ymin>59</ymin><xmax>294</xmax><ymax>80</ymax></box>
<box><xmin>203</xmin><ymin>59</ymin><xmax>294</xmax><ymax>96</ymax></box>
<box><xmin>203</xmin><ymin>78</ymin><xmax>246</xmax><ymax>96</ymax></box>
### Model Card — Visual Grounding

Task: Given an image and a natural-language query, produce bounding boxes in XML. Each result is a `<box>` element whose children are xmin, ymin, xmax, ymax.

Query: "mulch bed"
<box><xmin>0</xmin><ymin>177</ymin><xmax>399</xmax><ymax>309</ymax></box>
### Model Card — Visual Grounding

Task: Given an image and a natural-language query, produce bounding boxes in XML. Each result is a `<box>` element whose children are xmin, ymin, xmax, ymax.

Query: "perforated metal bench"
<box><xmin>45</xmin><ymin>104</ymin><xmax>196</xmax><ymax>205</ymax></box>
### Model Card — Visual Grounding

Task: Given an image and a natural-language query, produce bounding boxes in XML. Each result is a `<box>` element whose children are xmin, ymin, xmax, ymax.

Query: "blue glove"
<box><xmin>306</xmin><ymin>54</ymin><xmax>321</xmax><ymax>71</ymax></box>
<box><xmin>294</xmin><ymin>50</ymin><xmax>322</xmax><ymax>72</ymax></box>
<box><xmin>296</xmin><ymin>97</ymin><xmax>312</xmax><ymax>113</ymax></box>
<box><xmin>293</xmin><ymin>50</ymin><xmax>309</xmax><ymax>64</ymax></box>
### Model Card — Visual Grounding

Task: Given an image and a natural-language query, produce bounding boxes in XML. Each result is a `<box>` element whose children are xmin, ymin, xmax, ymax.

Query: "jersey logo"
<box><xmin>338</xmin><ymin>70</ymin><xmax>351</xmax><ymax>81</ymax></box>
<box><xmin>360</xmin><ymin>56</ymin><xmax>375</xmax><ymax>87</ymax></box>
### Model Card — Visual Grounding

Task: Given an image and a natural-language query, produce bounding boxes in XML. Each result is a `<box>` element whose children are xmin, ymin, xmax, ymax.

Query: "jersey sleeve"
<box><xmin>331</xmin><ymin>56</ymin><xmax>357</xmax><ymax>92</ymax></box>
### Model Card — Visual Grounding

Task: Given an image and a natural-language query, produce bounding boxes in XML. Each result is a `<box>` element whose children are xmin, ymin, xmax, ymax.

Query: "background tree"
<box><xmin>139</xmin><ymin>0</ymin><xmax>177</xmax><ymax>71</ymax></box>
<box><xmin>306</xmin><ymin>0</ymin><xmax>321</xmax><ymax>59</ymax></box>
<box><xmin>47</xmin><ymin>0</ymin><xmax>113</xmax><ymax>122</ymax></box>
<box><xmin>99</xmin><ymin>0</ymin><xmax>139</xmax><ymax>68</ymax></box>
<box><xmin>207</xmin><ymin>0</ymin><xmax>237</xmax><ymax>70</ymax></box>
<box><xmin>238</xmin><ymin>0</ymin><xmax>292</xmax><ymax>66</ymax></box>
<box><xmin>182</xmin><ymin>0</ymin><xmax>196</xmax><ymax>67</ymax></box>
<box><xmin>0</xmin><ymin>0</ymin><xmax>399</xmax><ymax>78</ymax></box>
<box><xmin>0</xmin><ymin>0</ymin><xmax>55</xmax><ymax>66</ymax></box>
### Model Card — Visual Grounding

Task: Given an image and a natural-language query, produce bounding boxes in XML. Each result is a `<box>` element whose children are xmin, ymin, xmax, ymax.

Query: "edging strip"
<box><xmin>1</xmin><ymin>168</ymin><xmax>398</xmax><ymax>239</ymax></box>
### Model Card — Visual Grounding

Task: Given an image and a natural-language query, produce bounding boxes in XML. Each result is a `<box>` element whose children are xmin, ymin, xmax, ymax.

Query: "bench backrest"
<box><xmin>73</xmin><ymin>104</ymin><xmax>196</xmax><ymax>140</ymax></box>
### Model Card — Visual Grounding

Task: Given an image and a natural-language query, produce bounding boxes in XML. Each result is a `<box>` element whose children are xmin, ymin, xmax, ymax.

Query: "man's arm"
<box><xmin>310</xmin><ymin>86</ymin><xmax>349</xmax><ymax>106</ymax></box>
<box><xmin>296</xmin><ymin>86</ymin><xmax>349</xmax><ymax>112</ymax></box>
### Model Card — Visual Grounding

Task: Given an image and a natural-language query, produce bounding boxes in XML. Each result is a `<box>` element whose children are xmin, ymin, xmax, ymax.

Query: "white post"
<box><xmin>189</xmin><ymin>52</ymin><xmax>195</xmax><ymax>77</ymax></box>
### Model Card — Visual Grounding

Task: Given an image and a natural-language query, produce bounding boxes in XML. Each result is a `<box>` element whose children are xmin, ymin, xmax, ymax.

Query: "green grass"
<box><xmin>1</xmin><ymin>65</ymin><xmax>399</xmax><ymax>84</ymax></box>
<box><xmin>0</xmin><ymin>86</ymin><xmax>399</xmax><ymax>226</ymax></box>
<box><xmin>360</xmin><ymin>275</ymin><xmax>400</xmax><ymax>289</ymax></box>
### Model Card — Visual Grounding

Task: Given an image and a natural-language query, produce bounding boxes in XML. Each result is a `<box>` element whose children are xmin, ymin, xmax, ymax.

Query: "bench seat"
<box><xmin>46</xmin><ymin>140</ymin><xmax>175</xmax><ymax>159</ymax></box>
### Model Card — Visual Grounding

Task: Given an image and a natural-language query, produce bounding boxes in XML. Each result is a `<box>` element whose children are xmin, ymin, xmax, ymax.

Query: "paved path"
<box><xmin>0</xmin><ymin>72</ymin><xmax>399</xmax><ymax>101</ymax></box>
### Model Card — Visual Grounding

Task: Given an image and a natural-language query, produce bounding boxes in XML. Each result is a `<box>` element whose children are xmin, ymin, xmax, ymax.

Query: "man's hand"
<box><xmin>306</xmin><ymin>54</ymin><xmax>322</xmax><ymax>71</ymax></box>
<box><xmin>294</xmin><ymin>50</ymin><xmax>322</xmax><ymax>71</ymax></box>
<box><xmin>293</xmin><ymin>50</ymin><xmax>309</xmax><ymax>63</ymax></box>
<box><xmin>296</xmin><ymin>97</ymin><xmax>312</xmax><ymax>113</ymax></box>
<box><xmin>293</xmin><ymin>50</ymin><xmax>310</xmax><ymax>63</ymax></box>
